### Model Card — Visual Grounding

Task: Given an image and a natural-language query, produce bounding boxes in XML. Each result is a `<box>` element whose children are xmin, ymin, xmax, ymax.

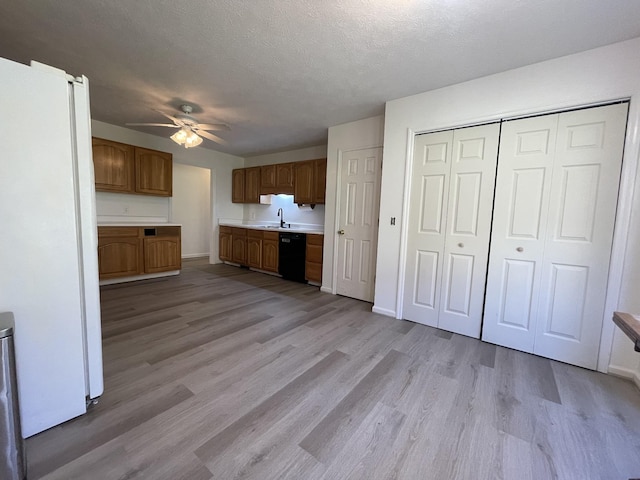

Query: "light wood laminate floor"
<box><xmin>27</xmin><ymin>259</ymin><xmax>640</xmax><ymax>479</ymax></box>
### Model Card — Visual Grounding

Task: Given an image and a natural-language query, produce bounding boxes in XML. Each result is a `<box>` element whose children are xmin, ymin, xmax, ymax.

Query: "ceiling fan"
<box><xmin>126</xmin><ymin>104</ymin><xmax>229</xmax><ymax>148</ymax></box>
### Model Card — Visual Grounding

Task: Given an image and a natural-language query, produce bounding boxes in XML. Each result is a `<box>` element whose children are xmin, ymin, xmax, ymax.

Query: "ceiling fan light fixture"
<box><xmin>170</xmin><ymin>127</ymin><xmax>202</xmax><ymax>148</ymax></box>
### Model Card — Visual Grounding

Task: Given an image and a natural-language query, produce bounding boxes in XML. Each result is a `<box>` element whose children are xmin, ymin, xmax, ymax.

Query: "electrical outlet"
<box><xmin>391</xmin><ymin>217</ymin><xmax>396</xmax><ymax>225</ymax></box>
<box><xmin>123</xmin><ymin>206</ymin><xmax>129</xmax><ymax>214</ymax></box>
<box><xmin>250</xmin><ymin>212</ymin><xmax>256</xmax><ymax>220</ymax></box>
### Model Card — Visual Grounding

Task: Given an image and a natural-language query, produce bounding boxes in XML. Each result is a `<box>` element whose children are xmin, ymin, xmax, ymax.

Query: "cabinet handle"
<box><xmin>458</xmin><ymin>242</ymin><xmax>464</xmax><ymax>248</ymax></box>
<box><xmin>338</xmin><ymin>229</ymin><xmax>345</xmax><ymax>235</ymax></box>
<box><xmin>516</xmin><ymin>247</ymin><xmax>524</xmax><ymax>252</ymax></box>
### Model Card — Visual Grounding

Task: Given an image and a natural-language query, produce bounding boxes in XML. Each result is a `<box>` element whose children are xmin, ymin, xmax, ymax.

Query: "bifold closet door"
<box><xmin>403</xmin><ymin>123</ymin><xmax>500</xmax><ymax>338</ymax></box>
<box><xmin>482</xmin><ymin>103</ymin><xmax>628</xmax><ymax>369</ymax></box>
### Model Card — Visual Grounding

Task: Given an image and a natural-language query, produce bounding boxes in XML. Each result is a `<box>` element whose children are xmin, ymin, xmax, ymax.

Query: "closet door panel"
<box><xmin>403</xmin><ymin>131</ymin><xmax>453</xmax><ymax>327</ymax></box>
<box><xmin>534</xmin><ymin>103</ymin><xmax>628</xmax><ymax>369</ymax></box>
<box><xmin>482</xmin><ymin>114</ymin><xmax>558</xmax><ymax>351</ymax></box>
<box><xmin>438</xmin><ymin>123</ymin><xmax>500</xmax><ymax>338</ymax></box>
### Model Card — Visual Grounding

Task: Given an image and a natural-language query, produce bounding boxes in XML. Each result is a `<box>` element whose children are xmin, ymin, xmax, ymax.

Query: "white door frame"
<box><xmin>331</xmin><ymin>145</ymin><xmax>383</xmax><ymax>296</ymax></box>
<box><xmin>395</xmin><ymin>99</ymin><xmax>638</xmax><ymax>373</ymax></box>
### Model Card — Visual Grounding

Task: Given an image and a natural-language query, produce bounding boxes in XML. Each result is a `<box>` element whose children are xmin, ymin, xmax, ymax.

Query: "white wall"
<box><xmin>172</xmin><ymin>163</ymin><xmax>211</xmax><ymax>257</ymax></box>
<box><xmin>323</xmin><ymin>115</ymin><xmax>385</xmax><ymax>293</ymax></box>
<box><xmin>243</xmin><ymin>145</ymin><xmax>327</xmax><ymax>228</ymax></box>
<box><xmin>375</xmin><ymin>37</ymin><xmax>640</xmax><ymax>380</ymax></box>
<box><xmin>91</xmin><ymin>120</ymin><xmax>244</xmax><ymax>263</ymax></box>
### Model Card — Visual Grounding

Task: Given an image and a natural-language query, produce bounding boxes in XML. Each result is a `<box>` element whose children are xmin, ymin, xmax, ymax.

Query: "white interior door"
<box><xmin>483</xmin><ymin>103</ymin><xmax>628</xmax><ymax>369</ymax></box>
<box><xmin>481</xmin><ymin>114</ymin><xmax>559</xmax><ymax>352</ymax></box>
<box><xmin>404</xmin><ymin>124</ymin><xmax>500</xmax><ymax>337</ymax></box>
<box><xmin>336</xmin><ymin>147</ymin><xmax>382</xmax><ymax>302</ymax></box>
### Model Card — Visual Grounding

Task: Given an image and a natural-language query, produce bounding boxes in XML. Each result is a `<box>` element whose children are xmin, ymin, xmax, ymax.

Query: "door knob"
<box><xmin>458</xmin><ymin>243</ymin><xmax>464</xmax><ymax>248</ymax></box>
<box><xmin>338</xmin><ymin>229</ymin><xmax>345</xmax><ymax>235</ymax></box>
<box><xmin>516</xmin><ymin>247</ymin><xmax>524</xmax><ymax>252</ymax></box>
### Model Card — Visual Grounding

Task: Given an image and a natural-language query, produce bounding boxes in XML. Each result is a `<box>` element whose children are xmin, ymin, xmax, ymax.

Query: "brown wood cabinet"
<box><xmin>98</xmin><ymin>226</ymin><xmax>181</xmax><ymax>280</ymax></box>
<box><xmin>294</xmin><ymin>160</ymin><xmax>316</xmax><ymax>204</ymax></box>
<box><xmin>260</xmin><ymin>164</ymin><xmax>276</xmax><ymax>193</ymax></box>
<box><xmin>92</xmin><ymin>138</ymin><xmax>172</xmax><ymax>197</ymax></box>
<box><xmin>92</xmin><ymin>138</ymin><xmax>135</xmax><ymax>193</ymax></box>
<box><xmin>247</xmin><ymin>230</ymin><xmax>263</xmax><ymax>268</ymax></box>
<box><xmin>219</xmin><ymin>226</ymin><xmax>232</xmax><ymax>261</ymax></box>
<box><xmin>97</xmin><ymin>227</ymin><xmax>142</xmax><ymax>279</ymax></box>
<box><xmin>262</xmin><ymin>231</ymin><xmax>279</xmax><ymax>273</ymax></box>
<box><xmin>135</xmin><ymin>147</ymin><xmax>172</xmax><ymax>196</ymax></box>
<box><xmin>314</xmin><ymin>158</ymin><xmax>327</xmax><ymax>204</ymax></box>
<box><xmin>232</xmin><ymin>169</ymin><xmax>245</xmax><ymax>203</ymax></box>
<box><xmin>276</xmin><ymin>163</ymin><xmax>294</xmax><ymax>194</ymax></box>
<box><xmin>294</xmin><ymin>158</ymin><xmax>326</xmax><ymax>205</ymax></box>
<box><xmin>143</xmin><ymin>227</ymin><xmax>181</xmax><ymax>273</ymax></box>
<box><xmin>231</xmin><ymin>227</ymin><xmax>247</xmax><ymax>264</ymax></box>
<box><xmin>244</xmin><ymin>167</ymin><xmax>261</xmax><ymax>203</ymax></box>
<box><xmin>305</xmin><ymin>233</ymin><xmax>324</xmax><ymax>283</ymax></box>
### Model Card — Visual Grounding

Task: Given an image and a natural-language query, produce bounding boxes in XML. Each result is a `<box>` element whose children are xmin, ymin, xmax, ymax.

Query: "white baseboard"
<box><xmin>181</xmin><ymin>253</ymin><xmax>209</xmax><ymax>259</ymax></box>
<box><xmin>608</xmin><ymin>365</ymin><xmax>640</xmax><ymax>390</ymax></box>
<box><xmin>320</xmin><ymin>286</ymin><xmax>333</xmax><ymax>294</ymax></box>
<box><xmin>372</xmin><ymin>305</ymin><xmax>396</xmax><ymax>317</ymax></box>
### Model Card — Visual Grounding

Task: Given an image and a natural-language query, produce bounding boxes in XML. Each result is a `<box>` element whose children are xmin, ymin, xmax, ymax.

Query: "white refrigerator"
<box><xmin>0</xmin><ymin>57</ymin><xmax>103</xmax><ymax>437</ymax></box>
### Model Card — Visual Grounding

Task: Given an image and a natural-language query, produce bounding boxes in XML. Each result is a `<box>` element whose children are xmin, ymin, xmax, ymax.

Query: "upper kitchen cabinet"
<box><xmin>92</xmin><ymin>138</ymin><xmax>173</xmax><ymax>197</ymax></box>
<box><xmin>233</xmin><ymin>167</ymin><xmax>261</xmax><ymax>203</ymax></box>
<box><xmin>314</xmin><ymin>158</ymin><xmax>327</xmax><ymax>204</ymax></box>
<box><xmin>134</xmin><ymin>147</ymin><xmax>172</xmax><ymax>196</ymax></box>
<box><xmin>275</xmin><ymin>163</ymin><xmax>294</xmax><ymax>194</ymax></box>
<box><xmin>92</xmin><ymin>138</ymin><xmax>135</xmax><ymax>193</ymax></box>
<box><xmin>294</xmin><ymin>158</ymin><xmax>326</xmax><ymax>205</ymax></box>
<box><xmin>260</xmin><ymin>164</ymin><xmax>276</xmax><ymax>194</ymax></box>
<box><xmin>244</xmin><ymin>167</ymin><xmax>261</xmax><ymax>203</ymax></box>
<box><xmin>232</xmin><ymin>169</ymin><xmax>245</xmax><ymax>203</ymax></box>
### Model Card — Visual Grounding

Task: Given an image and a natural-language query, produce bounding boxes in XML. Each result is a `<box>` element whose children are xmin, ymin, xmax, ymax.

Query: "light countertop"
<box><xmin>219</xmin><ymin>222</ymin><xmax>323</xmax><ymax>235</ymax></box>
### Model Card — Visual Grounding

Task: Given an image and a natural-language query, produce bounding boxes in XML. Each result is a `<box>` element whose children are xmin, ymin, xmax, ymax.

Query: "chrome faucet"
<box><xmin>277</xmin><ymin>208</ymin><xmax>286</xmax><ymax>228</ymax></box>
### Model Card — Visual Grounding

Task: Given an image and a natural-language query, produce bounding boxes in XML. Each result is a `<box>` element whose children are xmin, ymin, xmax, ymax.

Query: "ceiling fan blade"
<box><xmin>152</xmin><ymin>109</ymin><xmax>184</xmax><ymax>126</ymax></box>
<box><xmin>195</xmin><ymin>123</ymin><xmax>231</xmax><ymax>131</ymax></box>
<box><xmin>197</xmin><ymin>129</ymin><xmax>229</xmax><ymax>146</ymax></box>
<box><xmin>125</xmin><ymin>122</ymin><xmax>180</xmax><ymax>128</ymax></box>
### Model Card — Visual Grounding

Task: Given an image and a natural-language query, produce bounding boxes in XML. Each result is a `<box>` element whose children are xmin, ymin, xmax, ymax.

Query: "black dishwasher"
<box><xmin>279</xmin><ymin>232</ymin><xmax>306</xmax><ymax>283</ymax></box>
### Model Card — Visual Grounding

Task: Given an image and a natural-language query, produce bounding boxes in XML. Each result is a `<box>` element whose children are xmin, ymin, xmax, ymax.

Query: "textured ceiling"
<box><xmin>1</xmin><ymin>1</ymin><xmax>639</xmax><ymax>156</ymax></box>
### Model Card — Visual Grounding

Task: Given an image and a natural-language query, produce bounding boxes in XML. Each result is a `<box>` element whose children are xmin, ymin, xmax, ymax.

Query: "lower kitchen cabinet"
<box><xmin>231</xmin><ymin>227</ymin><xmax>247</xmax><ymax>265</ymax></box>
<box><xmin>262</xmin><ymin>231</ymin><xmax>279</xmax><ymax>272</ymax></box>
<box><xmin>98</xmin><ymin>228</ymin><xmax>142</xmax><ymax>279</ymax></box>
<box><xmin>247</xmin><ymin>230</ymin><xmax>263</xmax><ymax>268</ymax></box>
<box><xmin>143</xmin><ymin>229</ymin><xmax>181</xmax><ymax>273</ymax></box>
<box><xmin>98</xmin><ymin>226</ymin><xmax>181</xmax><ymax>280</ymax></box>
<box><xmin>219</xmin><ymin>226</ymin><xmax>232</xmax><ymax>261</ymax></box>
<box><xmin>305</xmin><ymin>234</ymin><xmax>323</xmax><ymax>283</ymax></box>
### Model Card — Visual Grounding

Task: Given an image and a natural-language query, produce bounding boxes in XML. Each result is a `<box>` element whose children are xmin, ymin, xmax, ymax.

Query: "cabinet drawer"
<box><xmin>231</xmin><ymin>227</ymin><xmax>247</xmax><ymax>236</ymax></box>
<box><xmin>155</xmin><ymin>226</ymin><xmax>181</xmax><ymax>237</ymax></box>
<box><xmin>306</xmin><ymin>234</ymin><xmax>324</xmax><ymax>246</ymax></box>
<box><xmin>98</xmin><ymin>226</ymin><xmax>139</xmax><ymax>237</ymax></box>
<box><xmin>263</xmin><ymin>231</ymin><xmax>279</xmax><ymax>241</ymax></box>
<box><xmin>220</xmin><ymin>226</ymin><xmax>232</xmax><ymax>234</ymax></box>
<box><xmin>247</xmin><ymin>229</ymin><xmax>263</xmax><ymax>239</ymax></box>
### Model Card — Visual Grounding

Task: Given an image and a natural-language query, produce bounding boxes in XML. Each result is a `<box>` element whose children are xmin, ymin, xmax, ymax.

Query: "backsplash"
<box><xmin>245</xmin><ymin>194</ymin><xmax>324</xmax><ymax>227</ymax></box>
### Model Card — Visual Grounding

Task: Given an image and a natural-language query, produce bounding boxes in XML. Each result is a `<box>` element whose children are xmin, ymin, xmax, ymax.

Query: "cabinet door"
<box><xmin>276</xmin><ymin>163</ymin><xmax>294</xmax><ymax>194</ymax></box>
<box><xmin>313</xmin><ymin>158</ymin><xmax>327</xmax><ymax>204</ymax></box>
<box><xmin>97</xmin><ymin>236</ymin><xmax>142</xmax><ymax>279</ymax></box>
<box><xmin>247</xmin><ymin>234</ymin><xmax>263</xmax><ymax>268</ymax></box>
<box><xmin>231</xmin><ymin>228</ymin><xmax>247</xmax><ymax>264</ymax></box>
<box><xmin>219</xmin><ymin>227</ymin><xmax>232</xmax><ymax>261</ymax></box>
<box><xmin>305</xmin><ymin>234</ymin><xmax>323</xmax><ymax>283</ymax></box>
<box><xmin>135</xmin><ymin>147</ymin><xmax>173</xmax><ymax>196</ymax></box>
<box><xmin>262</xmin><ymin>233</ymin><xmax>279</xmax><ymax>273</ymax></box>
<box><xmin>244</xmin><ymin>167</ymin><xmax>261</xmax><ymax>203</ymax></box>
<box><xmin>294</xmin><ymin>160</ymin><xmax>315</xmax><ymax>204</ymax></box>
<box><xmin>143</xmin><ymin>236</ymin><xmax>181</xmax><ymax>273</ymax></box>
<box><xmin>232</xmin><ymin>169</ymin><xmax>245</xmax><ymax>203</ymax></box>
<box><xmin>260</xmin><ymin>164</ymin><xmax>276</xmax><ymax>194</ymax></box>
<box><xmin>92</xmin><ymin>138</ymin><xmax>135</xmax><ymax>193</ymax></box>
